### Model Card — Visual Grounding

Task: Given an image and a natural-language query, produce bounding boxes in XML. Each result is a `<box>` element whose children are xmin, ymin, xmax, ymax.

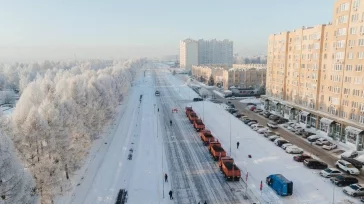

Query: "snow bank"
<box><xmin>239</xmin><ymin>97</ymin><xmax>262</xmax><ymax>105</ymax></box>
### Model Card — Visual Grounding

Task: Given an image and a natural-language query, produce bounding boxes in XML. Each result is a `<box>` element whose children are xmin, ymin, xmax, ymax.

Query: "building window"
<box><xmin>338</xmin><ymin>16</ymin><xmax>348</xmax><ymax>24</ymax></box>
<box><xmin>355</xmin><ymin>64</ymin><xmax>363</xmax><ymax>71</ymax></box>
<box><xmin>350</xmin><ymin>27</ymin><xmax>357</xmax><ymax>35</ymax></box>
<box><xmin>360</xmin><ymin>116</ymin><xmax>364</xmax><ymax>124</ymax></box>
<box><xmin>359</xmin><ymin>39</ymin><xmax>364</xmax><ymax>46</ymax></box>
<box><xmin>353</xmin><ymin>0</ymin><xmax>361</xmax><ymax>9</ymax></box>
<box><xmin>346</xmin><ymin>64</ymin><xmax>353</xmax><ymax>71</ymax></box>
<box><xmin>352</xmin><ymin>13</ymin><xmax>359</xmax><ymax>22</ymax></box>
<box><xmin>358</xmin><ymin>52</ymin><xmax>364</xmax><ymax>59</ymax></box>
<box><xmin>348</xmin><ymin>52</ymin><xmax>354</xmax><ymax>59</ymax></box>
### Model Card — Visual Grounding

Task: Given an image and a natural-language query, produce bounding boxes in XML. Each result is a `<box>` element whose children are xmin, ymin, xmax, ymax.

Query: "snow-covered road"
<box><xmin>155</xmin><ymin>70</ymin><xmax>253</xmax><ymax>204</ymax></box>
<box><xmin>58</xmin><ymin>65</ymin><xmax>171</xmax><ymax>204</ymax></box>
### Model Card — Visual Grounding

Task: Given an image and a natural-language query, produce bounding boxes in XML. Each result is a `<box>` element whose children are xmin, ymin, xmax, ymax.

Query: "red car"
<box><xmin>250</xmin><ymin>106</ymin><xmax>256</xmax><ymax>111</ymax></box>
<box><xmin>293</xmin><ymin>154</ymin><xmax>312</xmax><ymax>162</ymax></box>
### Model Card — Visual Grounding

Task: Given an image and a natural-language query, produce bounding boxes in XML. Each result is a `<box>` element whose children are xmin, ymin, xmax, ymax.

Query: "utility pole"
<box><xmin>162</xmin><ymin>125</ymin><xmax>164</xmax><ymax>199</ymax></box>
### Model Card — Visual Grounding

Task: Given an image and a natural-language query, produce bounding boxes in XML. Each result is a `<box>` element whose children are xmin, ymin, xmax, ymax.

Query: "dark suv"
<box><xmin>193</xmin><ymin>98</ymin><xmax>203</xmax><ymax>101</ymax></box>
<box><xmin>330</xmin><ymin>175</ymin><xmax>358</xmax><ymax>187</ymax></box>
<box><xmin>303</xmin><ymin>159</ymin><xmax>328</xmax><ymax>169</ymax></box>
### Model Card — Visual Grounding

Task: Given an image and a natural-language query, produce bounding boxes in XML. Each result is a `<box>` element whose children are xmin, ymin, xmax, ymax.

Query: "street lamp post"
<box><xmin>332</xmin><ymin>183</ymin><xmax>335</xmax><ymax>204</ymax></box>
<box><xmin>229</xmin><ymin>114</ymin><xmax>232</xmax><ymax>156</ymax></box>
<box><xmin>162</xmin><ymin>128</ymin><xmax>164</xmax><ymax>199</ymax></box>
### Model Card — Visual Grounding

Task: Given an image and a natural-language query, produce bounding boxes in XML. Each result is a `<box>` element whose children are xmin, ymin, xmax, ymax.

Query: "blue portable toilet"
<box><xmin>266</xmin><ymin>174</ymin><xmax>293</xmax><ymax>196</ymax></box>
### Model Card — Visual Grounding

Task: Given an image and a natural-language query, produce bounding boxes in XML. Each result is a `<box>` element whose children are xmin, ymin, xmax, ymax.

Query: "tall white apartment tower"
<box><xmin>198</xmin><ymin>39</ymin><xmax>233</xmax><ymax>66</ymax></box>
<box><xmin>179</xmin><ymin>39</ymin><xmax>198</xmax><ymax>70</ymax></box>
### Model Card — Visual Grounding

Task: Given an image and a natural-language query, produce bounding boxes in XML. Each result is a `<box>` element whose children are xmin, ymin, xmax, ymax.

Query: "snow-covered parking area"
<box><xmin>188</xmin><ymin>101</ymin><xmax>357</xmax><ymax>204</ymax></box>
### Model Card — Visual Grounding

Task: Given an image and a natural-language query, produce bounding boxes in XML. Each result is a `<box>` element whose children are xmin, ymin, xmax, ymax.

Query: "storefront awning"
<box><xmin>345</xmin><ymin>126</ymin><xmax>364</xmax><ymax>135</ymax></box>
<box><xmin>320</xmin><ymin>117</ymin><xmax>335</xmax><ymax>125</ymax></box>
<box><xmin>300</xmin><ymin>110</ymin><xmax>310</xmax><ymax>117</ymax></box>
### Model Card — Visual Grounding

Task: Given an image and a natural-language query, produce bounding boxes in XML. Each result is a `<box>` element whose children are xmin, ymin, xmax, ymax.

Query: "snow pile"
<box><xmin>239</xmin><ymin>97</ymin><xmax>262</xmax><ymax>105</ymax></box>
<box><xmin>1</xmin><ymin>59</ymin><xmax>146</xmax><ymax>204</ymax></box>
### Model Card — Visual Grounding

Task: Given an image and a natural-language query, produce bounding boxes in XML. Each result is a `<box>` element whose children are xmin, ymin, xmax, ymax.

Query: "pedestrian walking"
<box><xmin>169</xmin><ymin>190</ymin><xmax>173</xmax><ymax>200</ymax></box>
<box><xmin>170</xmin><ymin>120</ymin><xmax>172</xmax><ymax>126</ymax></box>
<box><xmin>204</xmin><ymin>201</ymin><xmax>207</xmax><ymax>204</ymax></box>
<box><xmin>237</xmin><ymin>141</ymin><xmax>240</xmax><ymax>149</ymax></box>
<box><xmin>164</xmin><ymin>173</ymin><xmax>168</xmax><ymax>182</ymax></box>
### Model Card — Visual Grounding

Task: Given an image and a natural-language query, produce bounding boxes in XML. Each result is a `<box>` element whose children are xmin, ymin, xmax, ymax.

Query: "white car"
<box><xmin>268</xmin><ymin>135</ymin><xmax>280</xmax><ymax>141</ymax></box>
<box><xmin>315</xmin><ymin>138</ymin><xmax>330</xmax><ymax>146</ymax></box>
<box><xmin>283</xmin><ymin>122</ymin><xmax>296</xmax><ymax>128</ymax></box>
<box><xmin>251</xmin><ymin>124</ymin><xmax>262</xmax><ymax>129</ymax></box>
<box><xmin>342</xmin><ymin>184</ymin><xmax>364</xmax><ymax>197</ymax></box>
<box><xmin>267</xmin><ymin>122</ymin><xmax>278</xmax><ymax>129</ymax></box>
<box><xmin>319</xmin><ymin>168</ymin><xmax>343</xmax><ymax>178</ymax></box>
<box><xmin>322</xmin><ymin>142</ymin><xmax>337</xmax><ymax>150</ymax></box>
<box><xmin>335</xmin><ymin>160</ymin><xmax>360</xmax><ymax>175</ymax></box>
<box><xmin>285</xmin><ymin>146</ymin><xmax>304</xmax><ymax>154</ymax></box>
<box><xmin>307</xmin><ymin>135</ymin><xmax>320</xmax><ymax>142</ymax></box>
<box><xmin>281</xmin><ymin>143</ymin><xmax>293</xmax><ymax>150</ymax></box>
<box><xmin>257</xmin><ymin>128</ymin><xmax>269</xmax><ymax>134</ymax></box>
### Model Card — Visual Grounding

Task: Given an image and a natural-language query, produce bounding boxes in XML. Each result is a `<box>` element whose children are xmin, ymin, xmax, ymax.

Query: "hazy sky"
<box><xmin>0</xmin><ymin>0</ymin><xmax>334</xmax><ymax>61</ymax></box>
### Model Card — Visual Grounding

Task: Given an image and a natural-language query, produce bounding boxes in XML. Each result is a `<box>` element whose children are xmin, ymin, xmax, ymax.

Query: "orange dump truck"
<box><xmin>219</xmin><ymin>156</ymin><xmax>233</xmax><ymax>169</ymax></box>
<box><xmin>210</xmin><ymin>145</ymin><xmax>227</xmax><ymax>161</ymax></box>
<box><xmin>185</xmin><ymin>106</ymin><xmax>193</xmax><ymax>117</ymax></box>
<box><xmin>208</xmin><ymin>141</ymin><xmax>221</xmax><ymax>151</ymax></box>
<box><xmin>200</xmin><ymin>131</ymin><xmax>215</xmax><ymax>145</ymax></box>
<box><xmin>193</xmin><ymin>119</ymin><xmax>205</xmax><ymax>131</ymax></box>
<box><xmin>221</xmin><ymin>159</ymin><xmax>241</xmax><ymax>181</ymax></box>
<box><xmin>188</xmin><ymin>111</ymin><xmax>198</xmax><ymax>123</ymax></box>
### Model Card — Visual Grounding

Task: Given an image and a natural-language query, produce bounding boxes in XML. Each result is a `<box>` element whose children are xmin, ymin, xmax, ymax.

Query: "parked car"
<box><xmin>285</xmin><ymin>146</ymin><xmax>304</xmax><ymax>154</ymax></box>
<box><xmin>264</xmin><ymin>131</ymin><xmax>276</xmax><ymax>137</ymax></box>
<box><xmin>155</xmin><ymin>91</ymin><xmax>160</xmax><ymax>96</ymax></box>
<box><xmin>269</xmin><ymin>115</ymin><xmax>280</xmax><ymax>121</ymax></box>
<box><xmin>268</xmin><ymin>135</ymin><xmax>280</xmax><ymax>141</ymax></box>
<box><xmin>258</xmin><ymin>111</ymin><xmax>265</xmax><ymax>115</ymax></box>
<box><xmin>267</xmin><ymin>122</ymin><xmax>278</xmax><ymax>129</ymax></box>
<box><xmin>330</xmin><ymin>175</ymin><xmax>358</xmax><ymax>187</ymax></box>
<box><xmin>302</xmin><ymin>131</ymin><xmax>316</xmax><ymax>138</ymax></box>
<box><xmin>193</xmin><ymin>97</ymin><xmax>203</xmax><ymax>101</ymax></box>
<box><xmin>303</xmin><ymin>159</ymin><xmax>328</xmax><ymax>169</ymax></box>
<box><xmin>263</xmin><ymin>112</ymin><xmax>271</xmax><ymax>118</ymax></box>
<box><xmin>361</xmin><ymin>196</ymin><xmax>364</xmax><ymax>202</ymax></box>
<box><xmin>274</xmin><ymin>139</ymin><xmax>289</xmax><ymax>147</ymax></box>
<box><xmin>235</xmin><ymin>113</ymin><xmax>244</xmax><ymax>118</ymax></box>
<box><xmin>276</xmin><ymin>118</ymin><xmax>289</xmax><ymax>124</ymax></box>
<box><xmin>341</xmin><ymin>157</ymin><xmax>363</xmax><ymax>170</ymax></box>
<box><xmin>335</xmin><ymin>160</ymin><xmax>360</xmax><ymax>175</ymax></box>
<box><xmin>286</xmin><ymin>126</ymin><xmax>295</xmax><ymax>132</ymax></box>
<box><xmin>281</xmin><ymin>143</ymin><xmax>293</xmax><ymax>150</ymax></box>
<box><xmin>307</xmin><ymin>135</ymin><xmax>320</xmax><ymax>142</ymax></box>
<box><xmin>343</xmin><ymin>184</ymin><xmax>364</xmax><ymax>197</ymax></box>
<box><xmin>251</xmin><ymin>124</ymin><xmax>262</xmax><ymax>129</ymax></box>
<box><xmin>322</xmin><ymin>142</ymin><xmax>337</xmax><ymax>150</ymax></box>
<box><xmin>341</xmin><ymin>151</ymin><xmax>359</xmax><ymax>159</ymax></box>
<box><xmin>227</xmin><ymin>108</ymin><xmax>238</xmax><ymax>114</ymax></box>
<box><xmin>320</xmin><ymin>168</ymin><xmax>343</xmax><ymax>178</ymax></box>
<box><xmin>254</xmin><ymin>109</ymin><xmax>263</xmax><ymax>113</ymax></box>
<box><xmin>293</xmin><ymin>127</ymin><xmax>303</xmax><ymax>134</ymax></box>
<box><xmin>315</xmin><ymin>138</ymin><xmax>330</xmax><ymax>146</ymax></box>
<box><xmin>293</xmin><ymin>154</ymin><xmax>312</xmax><ymax>162</ymax></box>
<box><xmin>257</xmin><ymin>128</ymin><xmax>269</xmax><ymax>134</ymax></box>
<box><xmin>250</xmin><ymin>106</ymin><xmax>257</xmax><ymax>111</ymax></box>
<box><xmin>283</xmin><ymin>122</ymin><xmax>296</xmax><ymax>128</ymax></box>
<box><xmin>247</xmin><ymin>103</ymin><xmax>256</xmax><ymax>106</ymax></box>
<box><xmin>243</xmin><ymin>119</ymin><xmax>252</xmax><ymax>124</ymax></box>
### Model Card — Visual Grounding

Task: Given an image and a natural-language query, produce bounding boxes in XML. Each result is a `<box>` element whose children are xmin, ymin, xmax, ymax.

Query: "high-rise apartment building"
<box><xmin>180</xmin><ymin>39</ymin><xmax>198</xmax><ymax>70</ymax></box>
<box><xmin>264</xmin><ymin>0</ymin><xmax>364</xmax><ymax>150</ymax></box>
<box><xmin>198</xmin><ymin>39</ymin><xmax>233</xmax><ymax>66</ymax></box>
<box><xmin>180</xmin><ymin>38</ymin><xmax>233</xmax><ymax>69</ymax></box>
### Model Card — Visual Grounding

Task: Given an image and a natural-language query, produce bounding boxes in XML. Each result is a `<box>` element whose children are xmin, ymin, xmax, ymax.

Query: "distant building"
<box><xmin>180</xmin><ymin>39</ymin><xmax>198</xmax><ymax>70</ymax></box>
<box><xmin>180</xmin><ymin>38</ymin><xmax>233</xmax><ymax>70</ymax></box>
<box><xmin>192</xmin><ymin>64</ymin><xmax>265</xmax><ymax>90</ymax></box>
<box><xmin>198</xmin><ymin>39</ymin><xmax>233</xmax><ymax>66</ymax></box>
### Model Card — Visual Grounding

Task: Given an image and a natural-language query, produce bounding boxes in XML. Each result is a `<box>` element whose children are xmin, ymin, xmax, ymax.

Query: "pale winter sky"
<box><xmin>0</xmin><ymin>0</ymin><xmax>333</xmax><ymax>61</ymax></box>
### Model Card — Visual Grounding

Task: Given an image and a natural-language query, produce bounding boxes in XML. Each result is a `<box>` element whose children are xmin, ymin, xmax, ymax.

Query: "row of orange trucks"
<box><xmin>185</xmin><ymin>106</ymin><xmax>241</xmax><ymax>181</ymax></box>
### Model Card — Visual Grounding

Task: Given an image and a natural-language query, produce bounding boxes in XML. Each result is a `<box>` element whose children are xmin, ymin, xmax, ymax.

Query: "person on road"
<box><xmin>164</xmin><ymin>173</ymin><xmax>168</xmax><ymax>182</ymax></box>
<box><xmin>237</xmin><ymin>141</ymin><xmax>240</xmax><ymax>149</ymax></box>
<box><xmin>169</xmin><ymin>190</ymin><xmax>173</xmax><ymax>200</ymax></box>
<box><xmin>204</xmin><ymin>201</ymin><xmax>207</xmax><ymax>204</ymax></box>
<box><xmin>170</xmin><ymin>120</ymin><xmax>172</xmax><ymax>126</ymax></box>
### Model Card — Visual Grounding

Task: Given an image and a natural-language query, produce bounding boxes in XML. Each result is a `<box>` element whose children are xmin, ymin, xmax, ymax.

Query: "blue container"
<box><xmin>266</xmin><ymin>174</ymin><xmax>293</xmax><ymax>196</ymax></box>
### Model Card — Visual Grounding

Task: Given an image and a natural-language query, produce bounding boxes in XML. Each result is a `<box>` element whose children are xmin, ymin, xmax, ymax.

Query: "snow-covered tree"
<box><xmin>0</xmin><ymin>131</ymin><xmax>37</xmax><ymax>204</ymax></box>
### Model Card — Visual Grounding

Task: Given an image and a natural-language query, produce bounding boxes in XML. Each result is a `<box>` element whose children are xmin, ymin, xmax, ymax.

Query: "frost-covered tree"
<box><xmin>3</xmin><ymin>58</ymin><xmax>145</xmax><ymax>203</ymax></box>
<box><xmin>0</xmin><ymin>131</ymin><xmax>37</xmax><ymax>204</ymax></box>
